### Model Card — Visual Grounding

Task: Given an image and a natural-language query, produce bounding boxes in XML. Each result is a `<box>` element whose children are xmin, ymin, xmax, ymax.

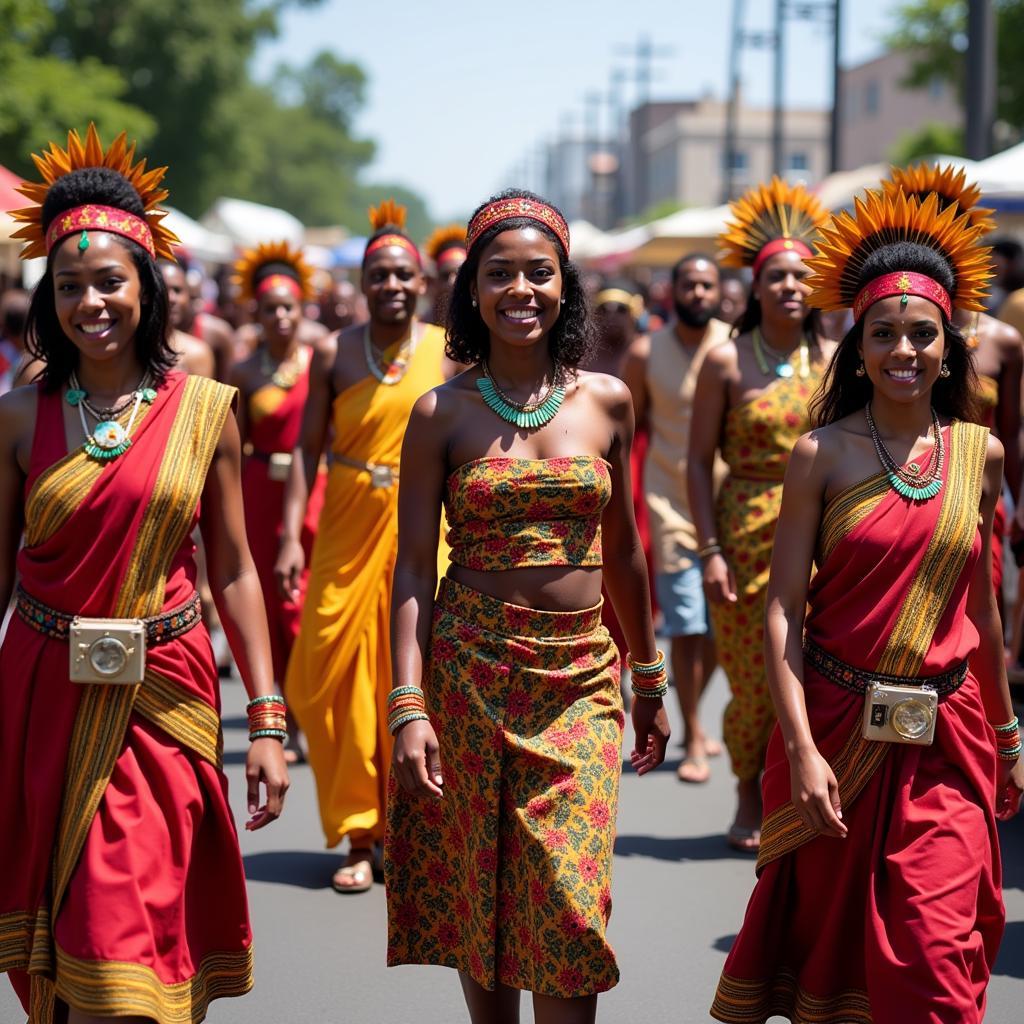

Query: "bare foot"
<box><xmin>727</xmin><ymin>780</ymin><xmax>763</xmax><ymax>853</ymax></box>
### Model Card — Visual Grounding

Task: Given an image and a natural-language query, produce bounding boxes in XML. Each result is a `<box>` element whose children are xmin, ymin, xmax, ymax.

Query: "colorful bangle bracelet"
<box><xmin>993</xmin><ymin>717</ymin><xmax>1020</xmax><ymax>734</ymax></box>
<box><xmin>250</xmin><ymin>728</ymin><xmax>287</xmax><ymax>741</ymax></box>
<box><xmin>389</xmin><ymin>711</ymin><xmax>430</xmax><ymax>735</ymax></box>
<box><xmin>997</xmin><ymin>744</ymin><xmax>1022</xmax><ymax>761</ymax></box>
<box><xmin>631</xmin><ymin>681</ymin><xmax>668</xmax><ymax>699</ymax></box>
<box><xmin>247</xmin><ymin>695</ymin><xmax>286</xmax><ymax>709</ymax></box>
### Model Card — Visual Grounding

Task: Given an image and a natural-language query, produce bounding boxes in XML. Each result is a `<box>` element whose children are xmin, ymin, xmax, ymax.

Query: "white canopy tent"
<box><xmin>162</xmin><ymin>206</ymin><xmax>234</xmax><ymax>264</ymax></box>
<box><xmin>200</xmin><ymin>197</ymin><xmax>304</xmax><ymax>249</ymax></box>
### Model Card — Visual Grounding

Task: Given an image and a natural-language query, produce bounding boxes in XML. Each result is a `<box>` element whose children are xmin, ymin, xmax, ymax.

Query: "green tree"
<box><xmin>886</xmin><ymin>0</ymin><xmax>1024</xmax><ymax>133</ymax></box>
<box><xmin>0</xmin><ymin>0</ymin><xmax>153</xmax><ymax>174</ymax></box>
<box><xmin>889</xmin><ymin>121</ymin><xmax>965</xmax><ymax>164</ymax></box>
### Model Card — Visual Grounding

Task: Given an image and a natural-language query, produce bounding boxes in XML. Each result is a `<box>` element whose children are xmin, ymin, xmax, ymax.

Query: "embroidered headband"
<box><xmin>256</xmin><ymin>273</ymin><xmax>303</xmax><ymax>299</ymax></box>
<box><xmin>424</xmin><ymin>223</ymin><xmax>469</xmax><ymax>267</ymax></box>
<box><xmin>11</xmin><ymin>124</ymin><xmax>178</xmax><ymax>261</ymax></box>
<box><xmin>466</xmin><ymin>198</ymin><xmax>570</xmax><ymax>257</ymax></box>
<box><xmin>46</xmin><ymin>204</ymin><xmax>156</xmax><ymax>258</ymax></box>
<box><xmin>364</xmin><ymin>233</ymin><xmax>422</xmax><ymax>266</ymax></box>
<box><xmin>852</xmin><ymin>271</ymin><xmax>953</xmax><ymax>321</ymax></box>
<box><xmin>751</xmin><ymin>237</ymin><xmax>813</xmax><ymax>277</ymax></box>
<box><xmin>595</xmin><ymin>288</ymin><xmax>644</xmax><ymax>319</ymax></box>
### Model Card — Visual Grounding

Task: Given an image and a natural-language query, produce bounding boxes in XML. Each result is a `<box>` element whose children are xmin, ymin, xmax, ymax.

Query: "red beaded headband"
<box><xmin>466</xmin><ymin>198</ymin><xmax>570</xmax><ymax>257</ymax></box>
<box><xmin>364</xmin><ymin>233</ymin><xmax>422</xmax><ymax>267</ymax></box>
<box><xmin>751</xmin><ymin>237</ymin><xmax>813</xmax><ymax>277</ymax></box>
<box><xmin>46</xmin><ymin>204</ymin><xmax>155</xmax><ymax>258</ymax></box>
<box><xmin>852</xmin><ymin>271</ymin><xmax>953</xmax><ymax>321</ymax></box>
<box><xmin>256</xmin><ymin>273</ymin><xmax>302</xmax><ymax>299</ymax></box>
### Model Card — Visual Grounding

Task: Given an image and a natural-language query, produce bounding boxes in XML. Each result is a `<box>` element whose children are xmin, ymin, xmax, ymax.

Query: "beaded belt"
<box><xmin>16</xmin><ymin>586</ymin><xmax>203</xmax><ymax>645</ymax></box>
<box><xmin>329</xmin><ymin>453</ymin><xmax>399</xmax><ymax>489</ymax></box>
<box><xmin>803</xmin><ymin>637</ymin><xmax>968</xmax><ymax>699</ymax></box>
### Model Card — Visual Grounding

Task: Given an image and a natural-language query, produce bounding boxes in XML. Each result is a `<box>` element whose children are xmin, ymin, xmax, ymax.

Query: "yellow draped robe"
<box><xmin>286</xmin><ymin>324</ymin><xmax>447</xmax><ymax>847</ymax></box>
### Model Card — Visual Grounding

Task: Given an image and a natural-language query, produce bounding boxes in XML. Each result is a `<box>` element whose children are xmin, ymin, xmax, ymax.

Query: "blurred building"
<box><xmin>837</xmin><ymin>49</ymin><xmax>960</xmax><ymax>169</ymax></box>
<box><xmin>624</xmin><ymin>92</ymin><xmax>829</xmax><ymax>218</ymax></box>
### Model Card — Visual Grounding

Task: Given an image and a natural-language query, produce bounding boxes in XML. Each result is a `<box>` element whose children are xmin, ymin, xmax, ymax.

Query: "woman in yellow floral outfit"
<box><xmin>385</xmin><ymin>189</ymin><xmax>670</xmax><ymax>1024</ymax></box>
<box><xmin>688</xmin><ymin>179</ymin><xmax>832</xmax><ymax>852</ymax></box>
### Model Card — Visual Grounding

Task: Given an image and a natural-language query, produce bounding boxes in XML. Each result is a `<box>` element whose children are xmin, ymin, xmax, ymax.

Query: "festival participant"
<box><xmin>711</xmin><ymin>188</ymin><xmax>1023</xmax><ymax>1024</ymax></box>
<box><xmin>385</xmin><ymin>188</ymin><xmax>669</xmax><ymax>1024</ymax></box>
<box><xmin>688</xmin><ymin>179</ymin><xmax>832</xmax><ymax>850</ymax></box>
<box><xmin>624</xmin><ymin>255</ymin><xmax>731</xmax><ymax>784</ymax></box>
<box><xmin>0</xmin><ymin>290</ymin><xmax>30</xmax><ymax>394</ymax></box>
<box><xmin>718</xmin><ymin>271</ymin><xmax>748</xmax><ymax>327</ymax></box>
<box><xmin>234</xmin><ymin>292</ymin><xmax>328</xmax><ymax>361</ymax></box>
<box><xmin>0</xmin><ymin>125</ymin><xmax>288</xmax><ymax>1024</ymax></box>
<box><xmin>231</xmin><ymin>241</ymin><xmax>327</xmax><ymax>760</ymax></box>
<box><xmin>276</xmin><ymin>200</ymin><xmax>452</xmax><ymax>893</ymax></box>
<box><xmin>173</xmin><ymin>261</ymin><xmax>236</xmax><ymax>380</ymax></box>
<box><xmin>159</xmin><ymin>258</ymin><xmax>215</xmax><ymax>376</ymax></box>
<box><xmin>319</xmin><ymin>277</ymin><xmax>365</xmax><ymax>334</ymax></box>
<box><xmin>884</xmin><ymin>164</ymin><xmax>1023</xmax><ymax>608</ymax></box>
<box><xmin>424</xmin><ymin>223</ymin><xmax>468</xmax><ymax>325</ymax></box>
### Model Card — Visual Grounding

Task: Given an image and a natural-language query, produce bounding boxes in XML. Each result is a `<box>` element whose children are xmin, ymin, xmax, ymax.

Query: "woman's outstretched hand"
<box><xmin>245</xmin><ymin>738</ymin><xmax>289</xmax><ymax>830</ymax></box>
<box><xmin>630</xmin><ymin>698</ymin><xmax>671</xmax><ymax>775</ymax></box>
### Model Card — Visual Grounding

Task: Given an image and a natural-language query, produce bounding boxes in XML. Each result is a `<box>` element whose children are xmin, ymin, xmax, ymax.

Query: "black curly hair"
<box><xmin>445</xmin><ymin>188</ymin><xmax>594</xmax><ymax>368</ymax></box>
<box><xmin>24</xmin><ymin>166</ymin><xmax>174</xmax><ymax>391</ymax></box>
<box><xmin>810</xmin><ymin>241</ymin><xmax>979</xmax><ymax>426</ymax></box>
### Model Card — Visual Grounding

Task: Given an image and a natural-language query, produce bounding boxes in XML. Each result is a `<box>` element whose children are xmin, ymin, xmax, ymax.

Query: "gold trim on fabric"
<box><xmin>30</xmin><ymin>944</ymin><xmax>253</xmax><ymax>1024</ymax></box>
<box><xmin>33</xmin><ymin>377</ymin><xmax>235</xmax><ymax>1023</ymax></box>
<box><xmin>135</xmin><ymin>670</ymin><xmax>223</xmax><ymax>769</ymax></box>
<box><xmin>878</xmin><ymin>421</ymin><xmax>988</xmax><ymax>676</ymax></box>
<box><xmin>757</xmin><ymin>421</ymin><xmax>989</xmax><ymax>872</ymax></box>
<box><xmin>24</xmin><ymin>400</ymin><xmax>156</xmax><ymax>548</ymax></box>
<box><xmin>0</xmin><ymin>910</ymin><xmax>32</xmax><ymax>972</ymax></box>
<box><xmin>711</xmin><ymin>970</ymin><xmax>872</xmax><ymax>1023</ymax></box>
<box><xmin>818</xmin><ymin>472</ymin><xmax>888</xmax><ymax>565</ymax></box>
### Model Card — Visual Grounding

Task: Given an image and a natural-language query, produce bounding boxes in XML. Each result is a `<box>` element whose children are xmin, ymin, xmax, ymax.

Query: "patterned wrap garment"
<box><xmin>386</xmin><ymin>455</ymin><xmax>625</xmax><ymax>997</ymax></box>
<box><xmin>711</xmin><ymin>355</ymin><xmax>825</xmax><ymax>781</ymax></box>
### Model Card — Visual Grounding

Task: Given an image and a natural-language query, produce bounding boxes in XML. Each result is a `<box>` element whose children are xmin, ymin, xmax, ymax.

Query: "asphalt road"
<box><xmin>3</xmin><ymin>670</ymin><xmax>1022</xmax><ymax>1023</ymax></box>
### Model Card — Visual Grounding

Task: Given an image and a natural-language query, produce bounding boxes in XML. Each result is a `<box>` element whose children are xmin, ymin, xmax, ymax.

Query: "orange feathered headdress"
<box><xmin>882</xmin><ymin>161</ymin><xmax>996</xmax><ymax>234</ymax></box>
<box><xmin>804</xmin><ymin>189</ymin><xmax>992</xmax><ymax>321</ymax></box>
<box><xmin>10</xmin><ymin>123</ymin><xmax>178</xmax><ymax>261</ymax></box>
<box><xmin>719</xmin><ymin>177</ymin><xmax>829</xmax><ymax>275</ymax></box>
<box><xmin>232</xmin><ymin>240</ymin><xmax>315</xmax><ymax>303</ymax></box>
<box><xmin>365</xmin><ymin>198</ymin><xmax>421</xmax><ymax>265</ymax></box>
<box><xmin>424</xmin><ymin>224</ymin><xmax>468</xmax><ymax>265</ymax></box>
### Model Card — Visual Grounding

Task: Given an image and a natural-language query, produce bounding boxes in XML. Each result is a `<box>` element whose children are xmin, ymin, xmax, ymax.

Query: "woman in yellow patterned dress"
<box><xmin>385</xmin><ymin>190</ymin><xmax>669</xmax><ymax>1024</ymax></box>
<box><xmin>688</xmin><ymin>179</ymin><xmax>832</xmax><ymax>852</ymax></box>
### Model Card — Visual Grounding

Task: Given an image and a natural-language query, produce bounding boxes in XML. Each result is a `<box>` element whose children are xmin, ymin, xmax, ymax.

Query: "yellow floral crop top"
<box><xmin>445</xmin><ymin>455</ymin><xmax>611</xmax><ymax>570</ymax></box>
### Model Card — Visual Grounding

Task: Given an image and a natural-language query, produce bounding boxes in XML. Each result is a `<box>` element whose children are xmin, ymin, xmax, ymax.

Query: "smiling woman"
<box><xmin>0</xmin><ymin>126</ymin><xmax>288</xmax><ymax>1024</ymax></box>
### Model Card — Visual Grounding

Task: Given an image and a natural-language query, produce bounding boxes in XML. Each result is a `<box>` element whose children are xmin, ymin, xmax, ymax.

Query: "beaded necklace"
<box><xmin>865</xmin><ymin>403</ymin><xmax>944</xmax><ymax>501</ymax></box>
<box><xmin>260</xmin><ymin>343</ymin><xmax>307</xmax><ymax>390</ymax></box>
<box><xmin>66</xmin><ymin>371</ymin><xmax>156</xmax><ymax>460</ymax></box>
<box><xmin>364</xmin><ymin>324</ymin><xmax>417</xmax><ymax>385</ymax></box>
<box><xmin>752</xmin><ymin>327</ymin><xmax>811</xmax><ymax>379</ymax></box>
<box><xmin>476</xmin><ymin>361</ymin><xmax>565</xmax><ymax>430</ymax></box>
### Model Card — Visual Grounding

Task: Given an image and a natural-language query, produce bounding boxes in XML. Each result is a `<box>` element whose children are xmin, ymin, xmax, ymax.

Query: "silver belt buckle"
<box><xmin>370</xmin><ymin>464</ymin><xmax>394</xmax><ymax>489</ymax></box>
<box><xmin>69</xmin><ymin>617</ymin><xmax>147</xmax><ymax>684</ymax></box>
<box><xmin>268</xmin><ymin>452</ymin><xmax>292</xmax><ymax>482</ymax></box>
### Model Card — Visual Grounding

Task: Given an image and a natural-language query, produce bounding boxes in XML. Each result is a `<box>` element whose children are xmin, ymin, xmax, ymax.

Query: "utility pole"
<box><xmin>966</xmin><ymin>0</ymin><xmax>996</xmax><ymax>160</ymax></box>
<box><xmin>616</xmin><ymin>35</ymin><xmax>673</xmax><ymax>218</ymax></box>
<box><xmin>772</xmin><ymin>0</ymin><xmax>786</xmax><ymax>176</ymax></box>
<box><xmin>724</xmin><ymin>0</ymin><xmax>745</xmax><ymax>203</ymax></box>
<box><xmin>583</xmin><ymin>91</ymin><xmax>602</xmax><ymax>223</ymax></box>
<box><xmin>830</xmin><ymin>0</ymin><xmax>842</xmax><ymax>172</ymax></box>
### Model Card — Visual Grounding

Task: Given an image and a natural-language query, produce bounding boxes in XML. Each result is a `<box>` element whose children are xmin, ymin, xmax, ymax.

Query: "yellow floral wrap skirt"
<box><xmin>385</xmin><ymin>578</ymin><xmax>624</xmax><ymax>997</ymax></box>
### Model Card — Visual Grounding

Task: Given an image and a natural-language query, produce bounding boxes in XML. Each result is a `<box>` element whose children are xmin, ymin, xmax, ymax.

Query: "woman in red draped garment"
<box><xmin>711</xmin><ymin>194</ymin><xmax>1024</xmax><ymax>1024</ymax></box>
<box><xmin>231</xmin><ymin>244</ymin><xmax>327</xmax><ymax>759</ymax></box>
<box><xmin>0</xmin><ymin>129</ymin><xmax>287</xmax><ymax>1024</ymax></box>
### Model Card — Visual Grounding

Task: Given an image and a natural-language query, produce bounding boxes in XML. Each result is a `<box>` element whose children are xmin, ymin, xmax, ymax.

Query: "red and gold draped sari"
<box><xmin>711</xmin><ymin>421</ymin><xmax>1004</xmax><ymax>1024</ymax></box>
<box><xmin>0</xmin><ymin>371</ymin><xmax>252</xmax><ymax>1023</ymax></box>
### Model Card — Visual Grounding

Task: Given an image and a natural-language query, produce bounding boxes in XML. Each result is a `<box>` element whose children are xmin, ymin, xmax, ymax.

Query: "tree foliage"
<box><xmin>888</xmin><ymin>121</ymin><xmax>965</xmax><ymax>164</ymax></box>
<box><xmin>886</xmin><ymin>0</ymin><xmax>1024</xmax><ymax>135</ymax></box>
<box><xmin>0</xmin><ymin>0</ymin><xmax>433</xmax><ymax>232</ymax></box>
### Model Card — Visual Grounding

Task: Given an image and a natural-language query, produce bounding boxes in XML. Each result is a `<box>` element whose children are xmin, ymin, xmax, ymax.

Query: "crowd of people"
<box><xmin>0</xmin><ymin>123</ymin><xmax>1022</xmax><ymax>1024</ymax></box>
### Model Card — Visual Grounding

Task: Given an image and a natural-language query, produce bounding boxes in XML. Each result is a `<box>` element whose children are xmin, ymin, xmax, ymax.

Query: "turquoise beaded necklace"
<box><xmin>66</xmin><ymin>371</ymin><xmax>156</xmax><ymax>460</ymax></box>
<box><xmin>476</xmin><ymin>360</ymin><xmax>565</xmax><ymax>430</ymax></box>
<box><xmin>865</xmin><ymin>403</ymin><xmax>944</xmax><ymax>501</ymax></box>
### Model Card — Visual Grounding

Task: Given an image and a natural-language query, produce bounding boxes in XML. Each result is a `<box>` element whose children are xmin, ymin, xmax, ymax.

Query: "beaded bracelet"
<box><xmin>250</xmin><ymin>728</ymin><xmax>288</xmax><ymax>741</ymax></box>
<box><xmin>998</xmin><ymin>742</ymin><xmax>1022</xmax><ymax>761</ymax></box>
<box><xmin>630</xmin><ymin>665</ymin><xmax>669</xmax><ymax>699</ymax></box>
<box><xmin>993</xmin><ymin>716</ymin><xmax>1020</xmax><ymax>734</ymax></box>
<box><xmin>387</xmin><ymin>685</ymin><xmax>430</xmax><ymax>735</ymax></box>
<box><xmin>698</xmin><ymin>544</ymin><xmax>723</xmax><ymax>561</ymax></box>
<box><xmin>246</xmin><ymin>694</ymin><xmax>288</xmax><ymax>742</ymax></box>
<box><xmin>247</xmin><ymin>694</ymin><xmax>286</xmax><ymax>709</ymax></box>
<box><xmin>626</xmin><ymin>649</ymin><xmax>666</xmax><ymax>676</ymax></box>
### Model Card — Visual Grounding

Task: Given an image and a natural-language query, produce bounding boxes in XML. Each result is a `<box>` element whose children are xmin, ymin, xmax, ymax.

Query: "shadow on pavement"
<box><xmin>243</xmin><ymin>850</ymin><xmax>343</xmax><ymax>889</ymax></box>
<box><xmin>221</xmin><ymin>715</ymin><xmax>248</xmax><ymax>731</ymax></box>
<box><xmin>614</xmin><ymin>833</ymin><xmax>757</xmax><ymax>862</ymax></box>
<box><xmin>713</xmin><ymin>934</ymin><xmax>738</xmax><ymax>954</ymax></box>
<box><xmin>994</xmin><ymin>920</ymin><xmax>1023</xmax><ymax>979</ymax></box>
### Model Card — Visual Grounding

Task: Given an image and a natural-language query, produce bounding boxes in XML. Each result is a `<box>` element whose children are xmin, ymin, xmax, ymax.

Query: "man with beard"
<box><xmin>622</xmin><ymin>253</ymin><xmax>730</xmax><ymax>784</ymax></box>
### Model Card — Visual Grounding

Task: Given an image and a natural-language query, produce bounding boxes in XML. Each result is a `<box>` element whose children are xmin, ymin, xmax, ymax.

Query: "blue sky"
<box><xmin>255</xmin><ymin>0</ymin><xmax>899</xmax><ymax>220</ymax></box>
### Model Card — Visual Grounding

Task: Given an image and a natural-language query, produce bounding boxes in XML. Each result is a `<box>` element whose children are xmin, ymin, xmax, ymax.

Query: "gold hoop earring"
<box><xmin>939</xmin><ymin>362</ymin><xmax>951</xmax><ymax>378</ymax></box>
<box><xmin>855</xmin><ymin>362</ymin><xmax>866</xmax><ymax>377</ymax></box>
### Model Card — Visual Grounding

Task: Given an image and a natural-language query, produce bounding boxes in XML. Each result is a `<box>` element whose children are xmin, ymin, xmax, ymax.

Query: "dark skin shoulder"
<box><xmin>0</xmin><ymin>385</ymin><xmax>35</xmax><ymax>608</ymax></box>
